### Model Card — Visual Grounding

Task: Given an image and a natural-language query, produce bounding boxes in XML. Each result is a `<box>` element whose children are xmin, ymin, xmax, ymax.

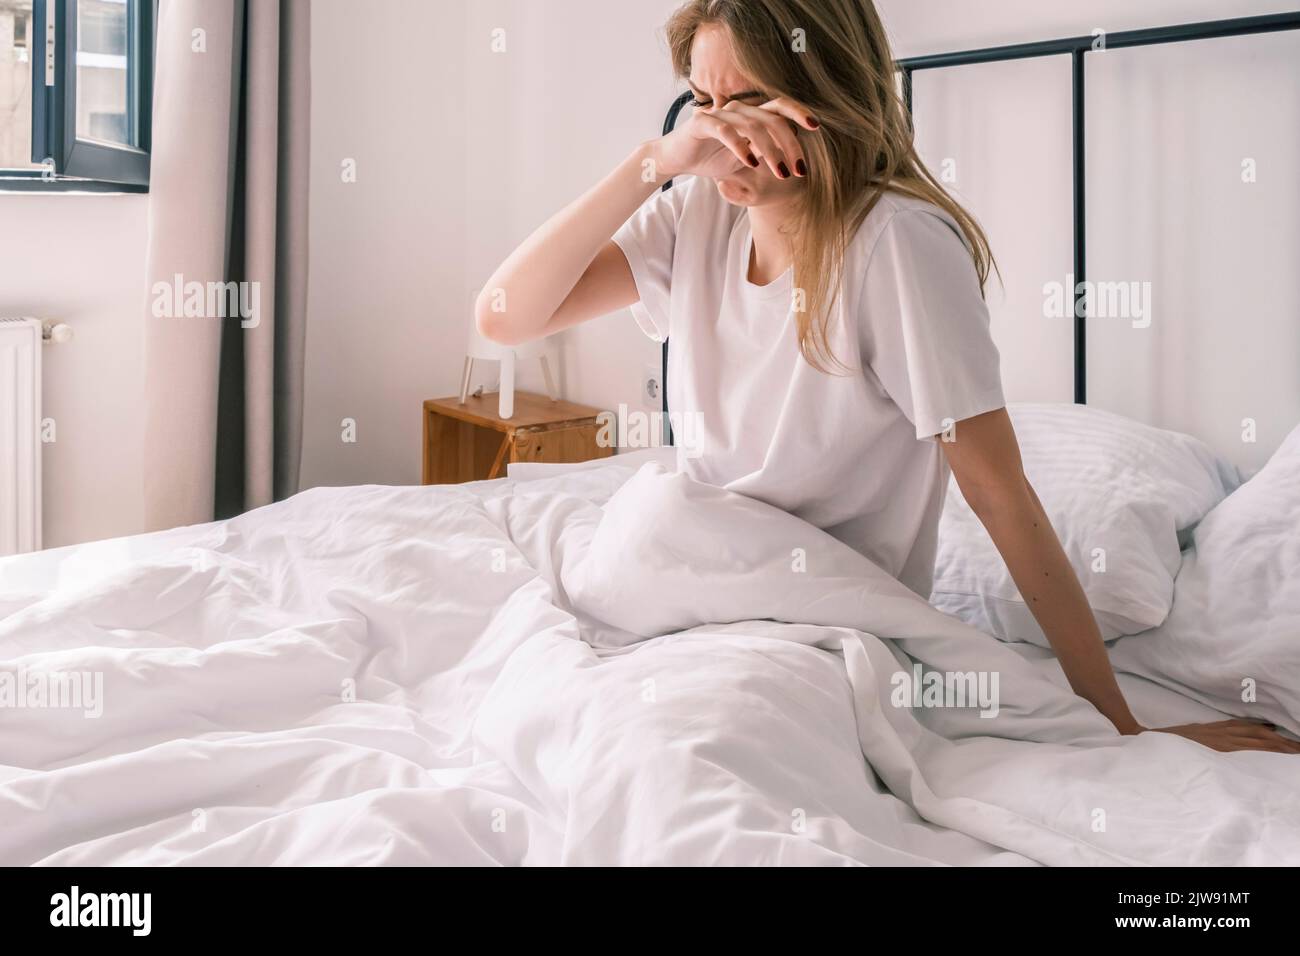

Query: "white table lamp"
<box><xmin>461</xmin><ymin>318</ymin><xmax>558</xmax><ymax>418</ymax></box>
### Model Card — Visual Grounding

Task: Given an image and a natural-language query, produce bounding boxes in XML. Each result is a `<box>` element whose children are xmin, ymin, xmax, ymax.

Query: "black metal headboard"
<box><xmin>656</xmin><ymin>11</ymin><xmax>1300</xmax><ymax>440</ymax></box>
<box><xmin>658</xmin><ymin>91</ymin><xmax>695</xmax><ymax>446</ymax></box>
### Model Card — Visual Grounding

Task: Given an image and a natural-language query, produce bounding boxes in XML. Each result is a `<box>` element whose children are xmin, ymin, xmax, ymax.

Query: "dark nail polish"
<box><xmin>746</xmin><ymin>152</ymin><xmax>760</xmax><ymax>167</ymax></box>
<box><xmin>777</xmin><ymin>162</ymin><xmax>790</xmax><ymax>178</ymax></box>
<box><xmin>795</xmin><ymin>159</ymin><xmax>807</xmax><ymax>176</ymax></box>
<box><xmin>806</xmin><ymin>116</ymin><xmax>820</xmax><ymax>128</ymax></box>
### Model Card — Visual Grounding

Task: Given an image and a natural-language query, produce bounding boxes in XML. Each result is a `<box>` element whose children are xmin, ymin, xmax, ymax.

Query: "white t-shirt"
<box><xmin>612</xmin><ymin>175</ymin><xmax>1005</xmax><ymax>597</ymax></box>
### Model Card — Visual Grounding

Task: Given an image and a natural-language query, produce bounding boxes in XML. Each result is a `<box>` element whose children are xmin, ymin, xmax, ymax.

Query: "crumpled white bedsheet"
<box><xmin>1</xmin><ymin>459</ymin><xmax>1296</xmax><ymax>866</ymax></box>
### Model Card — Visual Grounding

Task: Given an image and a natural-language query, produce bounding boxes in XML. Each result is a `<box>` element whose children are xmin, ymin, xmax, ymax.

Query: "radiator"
<box><xmin>0</xmin><ymin>317</ymin><xmax>42</xmax><ymax>556</ymax></box>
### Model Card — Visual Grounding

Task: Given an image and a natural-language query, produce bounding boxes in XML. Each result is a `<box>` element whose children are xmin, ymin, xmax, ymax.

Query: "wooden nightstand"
<box><xmin>422</xmin><ymin>391</ymin><xmax>613</xmax><ymax>484</ymax></box>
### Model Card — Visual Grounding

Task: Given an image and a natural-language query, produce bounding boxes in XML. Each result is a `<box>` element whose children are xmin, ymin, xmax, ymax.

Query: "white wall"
<box><xmin>879</xmin><ymin>0</ymin><xmax>1300</xmax><ymax>471</ymax></box>
<box><xmin>301</xmin><ymin>0</ymin><xmax>681</xmax><ymax>489</ymax></box>
<box><xmin>880</xmin><ymin>0</ymin><xmax>1298</xmax><ymax>56</ymax></box>
<box><xmin>0</xmin><ymin>194</ymin><xmax>147</xmax><ymax>548</ymax></box>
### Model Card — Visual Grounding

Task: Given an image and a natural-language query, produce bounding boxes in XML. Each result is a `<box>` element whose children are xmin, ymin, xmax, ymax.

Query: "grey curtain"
<box><xmin>142</xmin><ymin>0</ymin><xmax>310</xmax><ymax>530</ymax></box>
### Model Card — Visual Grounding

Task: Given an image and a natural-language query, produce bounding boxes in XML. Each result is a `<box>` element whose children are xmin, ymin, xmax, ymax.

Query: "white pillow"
<box><xmin>930</xmin><ymin>403</ymin><xmax>1239</xmax><ymax>646</ymax></box>
<box><xmin>1108</xmin><ymin>423</ymin><xmax>1300</xmax><ymax>731</ymax></box>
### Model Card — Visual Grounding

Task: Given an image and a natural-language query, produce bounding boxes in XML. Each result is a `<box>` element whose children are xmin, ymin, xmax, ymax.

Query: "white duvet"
<box><xmin>1</xmin><ymin>458</ymin><xmax>1298</xmax><ymax>866</ymax></box>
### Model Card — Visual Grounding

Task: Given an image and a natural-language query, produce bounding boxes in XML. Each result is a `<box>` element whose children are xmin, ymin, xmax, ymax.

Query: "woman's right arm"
<box><xmin>474</xmin><ymin>143</ymin><xmax>667</xmax><ymax>346</ymax></box>
<box><xmin>475</xmin><ymin>97</ymin><xmax>816</xmax><ymax>346</ymax></box>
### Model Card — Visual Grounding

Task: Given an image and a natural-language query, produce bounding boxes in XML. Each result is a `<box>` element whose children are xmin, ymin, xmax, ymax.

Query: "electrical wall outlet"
<box><xmin>642</xmin><ymin>363</ymin><xmax>663</xmax><ymax>408</ymax></box>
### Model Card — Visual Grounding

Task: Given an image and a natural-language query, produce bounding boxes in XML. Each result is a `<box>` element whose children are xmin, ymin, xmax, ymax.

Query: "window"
<box><xmin>1</xmin><ymin>0</ymin><xmax>154</xmax><ymax>191</ymax></box>
<box><xmin>1</xmin><ymin>1</ymin><xmax>38</xmax><ymax>171</ymax></box>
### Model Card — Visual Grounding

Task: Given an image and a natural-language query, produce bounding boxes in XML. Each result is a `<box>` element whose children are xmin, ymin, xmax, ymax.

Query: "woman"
<box><xmin>478</xmin><ymin>0</ymin><xmax>1296</xmax><ymax>754</ymax></box>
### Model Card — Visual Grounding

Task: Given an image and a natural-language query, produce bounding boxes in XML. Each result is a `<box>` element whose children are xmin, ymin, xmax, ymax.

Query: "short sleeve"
<box><xmin>858</xmin><ymin>208</ymin><xmax>1005</xmax><ymax>440</ymax></box>
<box><xmin>612</xmin><ymin>177</ymin><xmax>694</xmax><ymax>342</ymax></box>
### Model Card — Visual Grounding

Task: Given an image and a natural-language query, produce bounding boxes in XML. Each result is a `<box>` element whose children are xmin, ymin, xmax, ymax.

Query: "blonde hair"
<box><xmin>665</xmin><ymin>0</ymin><xmax>996</xmax><ymax>371</ymax></box>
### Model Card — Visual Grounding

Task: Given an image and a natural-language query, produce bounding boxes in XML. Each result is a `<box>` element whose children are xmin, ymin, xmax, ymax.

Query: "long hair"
<box><xmin>665</xmin><ymin>0</ymin><xmax>996</xmax><ymax>371</ymax></box>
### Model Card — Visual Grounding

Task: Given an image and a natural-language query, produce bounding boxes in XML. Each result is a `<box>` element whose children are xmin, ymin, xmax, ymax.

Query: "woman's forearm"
<box><xmin>475</xmin><ymin>142</ymin><xmax>666</xmax><ymax>346</ymax></box>
<box><xmin>971</xmin><ymin>479</ymin><xmax>1142</xmax><ymax>735</ymax></box>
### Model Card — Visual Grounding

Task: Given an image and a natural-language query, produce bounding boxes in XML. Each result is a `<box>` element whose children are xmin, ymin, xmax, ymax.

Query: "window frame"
<box><xmin>1</xmin><ymin>0</ymin><xmax>155</xmax><ymax>193</ymax></box>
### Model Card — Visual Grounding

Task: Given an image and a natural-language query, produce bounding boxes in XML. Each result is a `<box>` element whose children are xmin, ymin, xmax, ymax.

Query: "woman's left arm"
<box><xmin>939</xmin><ymin>408</ymin><xmax>1140</xmax><ymax>733</ymax></box>
<box><xmin>941</xmin><ymin>408</ymin><xmax>1300</xmax><ymax>754</ymax></box>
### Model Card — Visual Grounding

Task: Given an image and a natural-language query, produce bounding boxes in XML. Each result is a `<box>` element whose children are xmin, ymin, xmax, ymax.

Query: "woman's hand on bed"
<box><xmin>654</xmin><ymin>96</ymin><xmax>819</xmax><ymax>181</ymax></box>
<box><xmin>1144</xmin><ymin>719</ymin><xmax>1300</xmax><ymax>754</ymax></box>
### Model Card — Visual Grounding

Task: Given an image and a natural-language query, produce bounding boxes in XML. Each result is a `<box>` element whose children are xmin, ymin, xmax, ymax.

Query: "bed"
<box><xmin>2</xmin><ymin>401</ymin><xmax>1298</xmax><ymax>866</ymax></box>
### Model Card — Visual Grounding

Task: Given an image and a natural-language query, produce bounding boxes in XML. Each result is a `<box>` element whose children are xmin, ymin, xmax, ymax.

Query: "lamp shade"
<box><xmin>466</xmin><ymin>317</ymin><xmax>548</xmax><ymax>363</ymax></box>
<box><xmin>463</xmin><ymin>314</ymin><xmax>557</xmax><ymax>419</ymax></box>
